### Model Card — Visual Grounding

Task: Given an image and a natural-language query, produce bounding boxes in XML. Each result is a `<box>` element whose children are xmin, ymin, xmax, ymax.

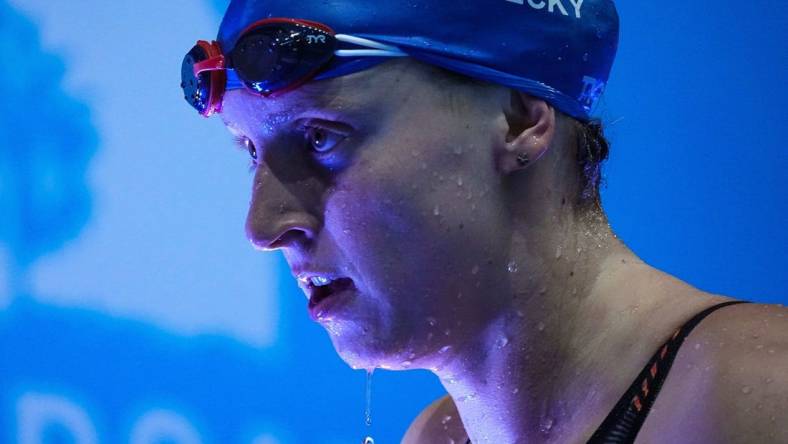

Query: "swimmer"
<box><xmin>180</xmin><ymin>1</ymin><xmax>787</xmax><ymax>442</ymax></box>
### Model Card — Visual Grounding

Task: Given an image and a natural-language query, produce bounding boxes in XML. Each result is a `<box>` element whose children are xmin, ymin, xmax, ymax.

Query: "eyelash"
<box><xmin>233</xmin><ymin>136</ymin><xmax>258</xmax><ymax>173</ymax></box>
<box><xmin>232</xmin><ymin>123</ymin><xmax>347</xmax><ymax>173</ymax></box>
<box><xmin>298</xmin><ymin>122</ymin><xmax>347</xmax><ymax>157</ymax></box>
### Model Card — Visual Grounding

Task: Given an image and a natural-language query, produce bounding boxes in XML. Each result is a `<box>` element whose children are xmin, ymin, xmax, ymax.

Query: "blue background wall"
<box><xmin>1</xmin><ymin>1</ymin><xmax>785</xmax><ymax>443</ymax></box>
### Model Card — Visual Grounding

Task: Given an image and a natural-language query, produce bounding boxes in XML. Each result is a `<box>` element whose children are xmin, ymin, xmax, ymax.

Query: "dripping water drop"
<box><xmin>365</xmin><ymin>368</ymin><xmax>374</xmax><ymax>426</ymax></box>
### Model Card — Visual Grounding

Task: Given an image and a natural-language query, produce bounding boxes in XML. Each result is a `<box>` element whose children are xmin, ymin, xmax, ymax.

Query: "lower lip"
<box><xmin>308</xmin><ymin>285</ymin><xmax>357</xmax><ymax>321</ymax></box>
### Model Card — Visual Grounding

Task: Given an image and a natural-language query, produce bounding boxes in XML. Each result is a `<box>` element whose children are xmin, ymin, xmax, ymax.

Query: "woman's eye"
<box><xmin>305</xmin><ymin>126</ymin><xmax>345</xmax><ymax>154</ymax></box>
<box><xmin>244</xmin><ymin>138</ymin><xmax>258</xmax><ymax>161</ymax></box>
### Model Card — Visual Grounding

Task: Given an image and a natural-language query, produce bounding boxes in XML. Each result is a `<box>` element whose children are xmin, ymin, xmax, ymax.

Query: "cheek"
<box><xmin>324</xmin><ymin>132</ymin><xmax>509</xmax><ymax>301</ymax></box>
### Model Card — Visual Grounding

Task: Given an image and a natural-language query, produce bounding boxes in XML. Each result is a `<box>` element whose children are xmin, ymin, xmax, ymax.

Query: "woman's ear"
<box><xmin>495</xmin><ymin>90</ymin><xmax>555</xmax><ymax>174</ymax></box>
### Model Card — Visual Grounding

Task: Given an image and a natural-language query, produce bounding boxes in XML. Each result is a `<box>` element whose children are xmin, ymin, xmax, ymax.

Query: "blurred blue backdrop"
<box><xmin>0</xmin><ymin>0</ymin><xmax>785</xmax><ymax>443</ymax></box>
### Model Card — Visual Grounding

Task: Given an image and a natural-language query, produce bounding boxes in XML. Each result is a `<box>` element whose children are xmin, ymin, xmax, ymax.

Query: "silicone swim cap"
<box><xmin>217</xmin><ymin>0</ymin><xmax>619</xmax><ymax>121</ymax></box>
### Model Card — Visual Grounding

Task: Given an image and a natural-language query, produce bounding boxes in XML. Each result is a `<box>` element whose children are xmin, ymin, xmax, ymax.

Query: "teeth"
<box><xmin>310</xmin><ymin>276</ymin><xmax>333</xmax><ymax>287</ymax></box>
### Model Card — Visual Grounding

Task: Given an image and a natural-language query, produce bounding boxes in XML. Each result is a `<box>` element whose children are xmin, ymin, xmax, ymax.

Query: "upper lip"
<box><xmin>293</xmin><ymin>269</ymin><xmax>346</xmax><ymax>283</ymax></box>
<box><xmin>292</xmin><ymin>267</ymin><xmax>350</xmax><ymax>291</ymax></box>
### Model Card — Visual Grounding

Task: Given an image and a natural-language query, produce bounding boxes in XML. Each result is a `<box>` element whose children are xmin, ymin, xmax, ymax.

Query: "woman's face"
<box><xmin>220</xmin><ymin>61</ymin><xmax>515</xmax><ymax>370</ymax></box>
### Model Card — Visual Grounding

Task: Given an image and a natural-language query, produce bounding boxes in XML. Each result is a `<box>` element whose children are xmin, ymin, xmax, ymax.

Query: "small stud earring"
<box><xmin>516</xmin><ymin>152</ymin><xmax>530</xmax><ymax>167</ymax></box>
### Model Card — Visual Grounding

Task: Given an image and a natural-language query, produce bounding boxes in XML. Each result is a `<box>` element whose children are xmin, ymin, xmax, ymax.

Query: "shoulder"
<box><xmin>695</xmin><ymin>302</ymin><xmax>788</xmax><ymax>442</ymax></box>
<box><xmin>402</xmin><ymin>394</ymin><xmax>468</xmax><ymax>444</ymax></box>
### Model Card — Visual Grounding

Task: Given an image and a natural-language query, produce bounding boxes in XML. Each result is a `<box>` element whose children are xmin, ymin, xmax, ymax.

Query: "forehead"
<box><xmin>219</xmin><ymin>59</ymin><xmax>437</xmax><ymax>136</ymax></box>
<box><xmin>221</xmin><ymin>68</ymin><xmax>374</xmax><ymax>134</ymax></box>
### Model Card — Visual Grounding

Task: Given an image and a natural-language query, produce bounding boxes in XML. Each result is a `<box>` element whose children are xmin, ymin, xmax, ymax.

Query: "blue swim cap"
<box><xmin>217</xmin><ymin>0</ymin><xmax>619</xmax><ymax>121</ymax></box>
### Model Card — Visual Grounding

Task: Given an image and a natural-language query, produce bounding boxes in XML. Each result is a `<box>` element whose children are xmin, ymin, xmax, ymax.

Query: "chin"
<box><xmin>324</xmin><ymin>322</ymin><xmax>417</xmax><ymax>371</ymax></box>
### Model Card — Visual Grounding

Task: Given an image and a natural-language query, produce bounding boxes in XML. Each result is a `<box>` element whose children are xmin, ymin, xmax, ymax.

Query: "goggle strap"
<box><xmin>335</xmin><ymin>49</ymin><xmax>407</xmax><ymax>57</ymax></box>
<box><xmin>193</xmin><ymin>55</ymin><xmax>226</xmax><ymax>77</ymax></box>
<box><xmin>335</xmin><ymin>34</ymin><xmax>403</xmax><ymax>53</ymax></box>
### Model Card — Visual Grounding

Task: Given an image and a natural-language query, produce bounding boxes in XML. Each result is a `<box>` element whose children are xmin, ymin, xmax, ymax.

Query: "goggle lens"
<box><xmin>181</xmin><ymin>40</ymin><xmax>225</xmax><ymax>117</ymax></box>
<box><xmin>181</xmin><ymin>45</ymin><xmax>212</xmax><ymax>115</ymax></box>
<box><xmin>229</xmin><ymin>23</ymin><xmax>336</xmax><ymax>95</ymax></box>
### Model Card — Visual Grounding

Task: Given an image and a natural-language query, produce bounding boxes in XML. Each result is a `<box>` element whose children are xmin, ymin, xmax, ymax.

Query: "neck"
<box><xmin>429</xmin><ymin>207</ymin><xmax>706</xmax><ymax>443</ymax></box>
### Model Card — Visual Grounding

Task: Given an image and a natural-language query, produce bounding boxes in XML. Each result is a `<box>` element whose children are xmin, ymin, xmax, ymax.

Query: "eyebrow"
<box><xmin>220</xmin><ymin>77</ymin><xmax>363</xmax><ymax>136</ymax></box>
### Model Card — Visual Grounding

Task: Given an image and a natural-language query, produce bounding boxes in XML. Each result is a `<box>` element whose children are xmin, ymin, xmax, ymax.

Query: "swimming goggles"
<box><xmin>180</xmin><ymin>18</ymin><xmax>406</xmax><ymax>117</ymax></box>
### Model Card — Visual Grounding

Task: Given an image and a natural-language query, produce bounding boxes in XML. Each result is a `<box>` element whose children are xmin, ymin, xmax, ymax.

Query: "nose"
<box><xmin>245</xmin><ymin>164</ymin><xmax>321</xmax><ymax>251</ymax></box>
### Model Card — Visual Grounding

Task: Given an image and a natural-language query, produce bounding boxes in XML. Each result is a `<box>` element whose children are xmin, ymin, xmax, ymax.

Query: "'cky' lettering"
<box><xmin>506</xmin><ymin>0</ymin><xmax>584</xmax><ymax>19</ymax></box>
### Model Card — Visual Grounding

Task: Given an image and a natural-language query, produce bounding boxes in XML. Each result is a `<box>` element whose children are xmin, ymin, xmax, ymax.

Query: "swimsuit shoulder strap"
<box><xmin>465</xmin><ymin>300</ymin><xmax>751</xmax><ymax>444</ymax></box>
<box><xmin>585</xmin><ymin>300</ymin><xmax>751</xmax><ymax>443</ymax></box>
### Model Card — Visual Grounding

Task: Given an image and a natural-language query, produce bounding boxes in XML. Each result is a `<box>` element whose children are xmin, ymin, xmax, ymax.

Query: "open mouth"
<box><xmin>307</xmin><ymin>277</ymin><xmax>355</xmax><ymax>310</ymax></box>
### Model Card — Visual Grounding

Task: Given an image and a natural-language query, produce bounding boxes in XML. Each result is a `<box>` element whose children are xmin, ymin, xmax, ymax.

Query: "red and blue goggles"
<box><xmin>180</xmin><ymin>18</ymin><xmax>405</xmax><ymax>117</ymax></box>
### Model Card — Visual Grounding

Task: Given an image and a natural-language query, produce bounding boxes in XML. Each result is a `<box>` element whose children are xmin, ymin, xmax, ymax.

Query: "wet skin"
<box><xmin>218</xmin><ymin>59</ymin><xmax>788</xmax><ymax>443</ymax></box>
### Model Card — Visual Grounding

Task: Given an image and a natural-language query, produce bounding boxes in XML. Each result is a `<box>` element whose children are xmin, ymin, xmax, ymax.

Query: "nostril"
<box><xmin>248</xmin><ymin>226</ymin><xmax>310</xmax><ymax>251</ymax></box>
<box><xmin>267</xmin><ymin>229</ymin><xmax>307</xmax><ymax>250</ymax></box>
<box><xmin>245</xmin><ymin>211</ymin><xmax>320</xmax><ymax>251</ymax></box>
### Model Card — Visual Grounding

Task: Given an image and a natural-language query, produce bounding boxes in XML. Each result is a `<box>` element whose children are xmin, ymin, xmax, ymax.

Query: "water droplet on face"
<box><xmin>427</xmin><ymin>317</ymin><xmax>437</xmax><ymax>327</ymax></box>
<box><xmin>453</xmin><ymin>145</ymin><xmax>463</xmax><ymax>155</ymax></box>
<box><xmin>496</xmin><ymin>336</ymin><xmax>509</xmax><ymax>348</ymax></box>
<box><xmin>433</xmin><ymin>205</ymin><xmax>440</xmax><ymax>216</ymax></box>
<box><xmin>540</xmin><ymin>417</ymin><xmax>554</xmax><ymax>433</ymax></box>
<box><xmin>537</xmin><ymin>322</ymin><xmax>546</xmax><ymax>331</ymax></box>
<box><xmin>458</xmin><ymin>393</ymin><xmax>477</xmax><ymax>402</ymax></box>
<box><xmin>444</xmin><ymin>329</ymin><xmax>451</xmax><ymax>336</ymax></box>
<box><xmin>439</xmin><ymin>345</ymin><xmax>452</xmax><ymax>354</ymax></box>
<box><xmin>765</xmin><ymin>377</ymin><xmax>774</xmax><ymax>384</ymax></box>
<box><xmin>471</xmin><ymin>265</ymin><xmax>479</xmax><ymax>275</ymax></box>
<box><xmin>694</xmin><ymin>343</ymin><xmax>701</xmax><ymax>350</ymax></box>
<box><xmin>756</xmin><ymin>344</ymin><xmax>764</xmax><ymax>350</ymax></box>
<box><xmin>583</xmin><ymin>52</ymin><xmax>589</xmax><ymax>62</ymax></box>
<box><xmin>457</xmin><ymin>176</ymin><xmax>463</xmax><ymax>186</ymax></box>
<box><xmin>512</xmin><ymin>387</ymin><xmax>519</xmax><ymax>394</ymax></box>
<box><xmin>400</xmin><ymin>360</ymin><xmax>412</xmax><ymax>368</ymax></box>
<box><xmin>507</xmin><ymin>260</ymin><xmax>518</xmax><ymax>273</ymax></box>
<box><xmin>441</xmin><ymin>415</ymin><xmax>453</xmax><ymax>425</ymax></box>
<box><xmin>516</xmin><ymin>310</ymin><xmax>525</xmax><ymax>318</ymax></box>
<box><xmin>555</xmin><ymin>246</ymin><xmax>562</xmax><ymax>259</ymax></box>
<box><xmin>767</xmin><ymin>348</ymin><xmax>775</xmax><ymax>354</ymax></box>
<box><xmin>741</xmin><ymin>385</ymin><xmax>753</xmax><ymax>394</ymax></box>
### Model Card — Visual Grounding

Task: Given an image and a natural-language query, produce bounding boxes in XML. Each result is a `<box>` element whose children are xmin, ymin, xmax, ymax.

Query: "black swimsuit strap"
<box><xmin>586</xmin><ymin>300</ymin><xmax>750</xmax><ymax>443</ymax></box>
<box><xmin>465</xmin><ymin>300</ymin><xmax>751</xmax><ymax>444</ymax></box>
